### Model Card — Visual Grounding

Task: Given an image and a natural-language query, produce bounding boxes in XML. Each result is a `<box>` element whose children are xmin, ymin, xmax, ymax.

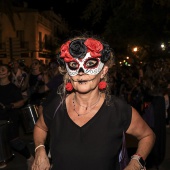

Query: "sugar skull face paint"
<box><xmin>66</xmin><ymin>52</ymin><xmax>104</xmax><ymax>76</ymax></box>
<box><xmin>58</xmin><ymin>38</ymin><xmax>111</xmax><ymax>76</ymax></box>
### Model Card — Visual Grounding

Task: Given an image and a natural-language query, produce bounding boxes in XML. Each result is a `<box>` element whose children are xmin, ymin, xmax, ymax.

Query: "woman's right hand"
<box><xmin>32</xmin><ymin>147</ymin><xmax>50</xmax><ymax>170</ymax></box>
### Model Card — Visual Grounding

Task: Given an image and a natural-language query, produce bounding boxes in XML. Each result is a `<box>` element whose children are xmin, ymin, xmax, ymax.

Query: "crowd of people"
<box><xmin>9</xmin><ymin>58</ymin><xmax>63</xmax><ymax>106</ymax></box>
<box><xmin>108</xmin><ymin>59</ymin><xmax>170</xmax><ymax>169</ymax></box>
<box><xmin>0</xmin><ymin>58</ymin><xmax>63</xmax><ymax>169</ymax></box>
<box><xmin>0</xmin><ymin>34</ymin><xmax>169</xmax><ymax>170</ymax></box>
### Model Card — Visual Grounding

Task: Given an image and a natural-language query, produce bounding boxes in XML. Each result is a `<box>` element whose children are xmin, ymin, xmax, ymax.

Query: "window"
<box><xmin>17</xmin><ymin>30</ymin><xmax>24</xmax><ymax>41</ymax></box>
<box><xmin>39</xmin><ymin>32</ymin><xmax>43</xmax><ymax>50</ymax></box>
<box><xmin>17</xmin><ymin>30</ymin><xmax>25</xmax><ymax>48</ymax></box>
<box><xmin>44</xmin><ymin>34</ymin><xmax>51</xmax><ymax>49</ymax></box>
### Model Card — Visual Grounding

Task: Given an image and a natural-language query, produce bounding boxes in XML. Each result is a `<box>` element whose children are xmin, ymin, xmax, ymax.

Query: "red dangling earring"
<box><xmin>65</xmin><ymin>82</ymin><xmax>73</xmax><ymax>91</ymax></box>
<box><xmin>98</xmin><ymin>81</ymin><xmax>107</xmax><ymax>90</ymax></box>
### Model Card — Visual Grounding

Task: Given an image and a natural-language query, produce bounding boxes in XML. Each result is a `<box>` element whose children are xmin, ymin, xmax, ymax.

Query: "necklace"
<box><xmin>74</xmin><ymin>92</ymin><xmax>101</xmax><ymax>110</ymax></box>
<box><xmin>73</xmin><ymin>93</ymin><xmax>101</xmax><ymax>116</ymax></box>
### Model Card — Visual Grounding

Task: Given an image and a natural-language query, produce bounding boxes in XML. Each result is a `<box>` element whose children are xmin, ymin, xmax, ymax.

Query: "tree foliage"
<box><xmin>67</xmin><ymin>0</ymin><xmax>170</xmax><ymax>59</ymax></box>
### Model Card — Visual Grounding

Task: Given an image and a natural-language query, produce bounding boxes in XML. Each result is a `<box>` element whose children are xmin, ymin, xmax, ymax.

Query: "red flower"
<box><xmin>60</xmin><ymin>38</ymin><xmax>105</xmax><ymax>63</ymax></box>
<box><xmin>60</xmin><ymin>41</ymin><xmax>74</xmax><ymax>62</ymax></box>
<box><xmin>98</xmin><ymin>81</ymin><xmax>107</xmax><ymax>90</ymax></box>
<box><xmin>84</xmin><ymin>38</ymin><xmax>103</xmax><ymax>58</ymax></box>
<box><xmin>65</xmin><ymin>82</ymin><xmax>73</xmax><ymax>91</ymax></box>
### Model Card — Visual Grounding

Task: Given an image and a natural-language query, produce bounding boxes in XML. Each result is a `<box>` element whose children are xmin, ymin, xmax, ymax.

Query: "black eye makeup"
<box><xmin>84</xmin><ymin>58</ymin><xmax>99</xmax><ymax>68</ymax></box>
<box><xmin>68</xmin><ymin>61</ymin><xmax>79</xmax><ymax>70</ymax></box>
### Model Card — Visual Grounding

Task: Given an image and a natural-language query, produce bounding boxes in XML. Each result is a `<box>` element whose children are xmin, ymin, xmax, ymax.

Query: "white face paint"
<box><xmin>66</xmin><ymin>52</ymin><xmax>104</xmax><ymax>76</ymax></box>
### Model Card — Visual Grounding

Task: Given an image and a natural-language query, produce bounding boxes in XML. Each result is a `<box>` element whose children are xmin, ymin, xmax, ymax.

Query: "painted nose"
<box><xmin>78</xmin><ymin>67</ymin><xmax>84</xmax><ymax>74</ymax></box>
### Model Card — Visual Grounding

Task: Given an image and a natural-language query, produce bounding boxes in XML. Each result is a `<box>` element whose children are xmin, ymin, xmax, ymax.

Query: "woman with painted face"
<box><xmin>0</xmin><ymin>64</ymin><xmax>34</xmax><ymax>169</ymax></box>
<box><xmin>32</xmin><ymin>36</ymin><xmax>155</xmax><ymax>170</ymax></box>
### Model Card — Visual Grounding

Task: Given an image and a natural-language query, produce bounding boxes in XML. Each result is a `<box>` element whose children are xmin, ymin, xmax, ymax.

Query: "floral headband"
<box><xmin>57</xmin><ymin>38</ymin><xmax>111</xmax><ymax>65</ymax></box>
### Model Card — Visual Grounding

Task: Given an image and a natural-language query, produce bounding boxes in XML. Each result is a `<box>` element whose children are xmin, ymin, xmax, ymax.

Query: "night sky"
<box><xmin>25</xmin><ymin>0</ymin><xmax>90</xmax><ymax>31</ymax></box>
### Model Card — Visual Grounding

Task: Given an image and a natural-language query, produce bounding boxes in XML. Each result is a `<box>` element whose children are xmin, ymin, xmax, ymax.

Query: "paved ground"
<box><xmin>1</xmin><ymin>127</ymin><xmax>170</xmax><ymax>170</ymax></box>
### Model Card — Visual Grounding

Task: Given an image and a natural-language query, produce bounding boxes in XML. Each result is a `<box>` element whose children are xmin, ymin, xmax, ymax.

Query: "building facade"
<box><xmin>0</xmin><ymin>7</ymin><xmax>65</xmax><ymax>66</ymax></box>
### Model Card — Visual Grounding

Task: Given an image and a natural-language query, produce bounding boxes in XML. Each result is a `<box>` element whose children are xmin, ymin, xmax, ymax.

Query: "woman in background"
<box><xmin>0</xmin><ymin>64</ymin><xmax>34</xmax><ymax>169</ymax></box>
<box><xmin>27</xmin><ymin>59</ymin><xmax>47</xmax><ymax>106</ymax></box>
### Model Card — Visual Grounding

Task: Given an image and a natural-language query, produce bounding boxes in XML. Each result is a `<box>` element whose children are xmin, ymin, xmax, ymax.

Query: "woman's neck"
<box><xmin>74</xmin><ymin>90</ymin><xmax>102</xmax><ymax>107</ymax></box>
<box><xmin>0</xmin><ymin>79</ymin><xmax>10</xmax><ymax>85</ymax></box>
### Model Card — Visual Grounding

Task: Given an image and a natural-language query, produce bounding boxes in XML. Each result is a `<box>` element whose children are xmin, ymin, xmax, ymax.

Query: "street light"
<box><xmin>133</xmin><ymin>47</ymin><xmax>138</xmax><ymax>52</ymax></box>
<box><xmin>161</xmin><ymin>43</ymin><xmax>165</xmax><ymax>50</ymax></box>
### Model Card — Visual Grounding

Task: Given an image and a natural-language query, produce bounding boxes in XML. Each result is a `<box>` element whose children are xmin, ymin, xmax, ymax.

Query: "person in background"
<box><xmin>32</xmin><ymin>35</ymin><xmax>155</xmax><ymax>170</ymax></box>
<box><xmin>10</xmin><ymin>59</ymin><xmax>29</xmax><ymax>101</ymax></box>
<box><xmin>27</xmin><ymin>59</ymin><xmax>47</xmax><ymax>106</ymax></box>
<box><xmin>143</xmin><ymin>79</ymin><xmax>167</xmax><ymax>169</ymax></box>
<box><xmin>38</xmin><ymin>60</ymin><xmax>64</xmax><ymax>94</ymax></box>
<box><xmin>164</xmin><ymin>87</ymin><xmax>170</xmax><ymax>128</ymax></box>
<box><xmin>48</xmin><ymin>59</ymin><xmax>60</xmax><ymax>79</ymax></box>
<box><xmin>0</xmin><ymin>64</ymin><xmax>34</xmax><ymax>169</ymax></box>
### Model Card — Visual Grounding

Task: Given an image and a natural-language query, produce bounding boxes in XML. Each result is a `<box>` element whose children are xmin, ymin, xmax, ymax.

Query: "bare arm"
<box><xmin>12</xmin><ymin>100</ymin><xmax>25</xmax><ymax>108</ymax></box>
<box><xmin>33</xmin><ymin>114</ymin><xmax>48</xmax><ymax>149</ymax></box>
<box><xmin>32</xmin><ymin>107</ymin><xmax>50</xmax><ymax>170</ymax></box>
<box><xmin>125</xmin><ymin>107</ymin><xmax>155</xmax><ymax>169</ymax></box>
<box><xmin>1</xmin><ymin>100</ymin><xmax>24</xmax><ymax>109</ymax></box>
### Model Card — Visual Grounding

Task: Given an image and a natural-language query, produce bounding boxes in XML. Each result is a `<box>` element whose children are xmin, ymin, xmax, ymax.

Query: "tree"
<box><xmin>66</xmin><ymin>0</ymin><xmax>170</xmax><ymax>59</ymax></box>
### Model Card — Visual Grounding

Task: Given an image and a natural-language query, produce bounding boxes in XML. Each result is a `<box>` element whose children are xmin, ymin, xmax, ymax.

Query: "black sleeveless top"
<box><xmin>43</xmin><ymin>93</ymin><xmax>132</xmax><ymax>170</ymax></box>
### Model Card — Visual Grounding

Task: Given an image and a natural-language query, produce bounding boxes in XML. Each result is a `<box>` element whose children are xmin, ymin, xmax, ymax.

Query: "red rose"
<box><xmin>98</xmin><ymin>81</ymin><xmax>107</xmax><ymax>90</ymax></box>
<box><xmin>84</xmin><ymin>38</ymin><xmax>103</xmax><ymax>58</ymax></box>
<box><xmin>65</xmin><ymin>82</ymin><xmax>73</xmax><ymax>91</ymax></box>
<box><xmin>60</xmin><ymin>41</ymin><xmax>74</xmax><ymax>62</ymax></box>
